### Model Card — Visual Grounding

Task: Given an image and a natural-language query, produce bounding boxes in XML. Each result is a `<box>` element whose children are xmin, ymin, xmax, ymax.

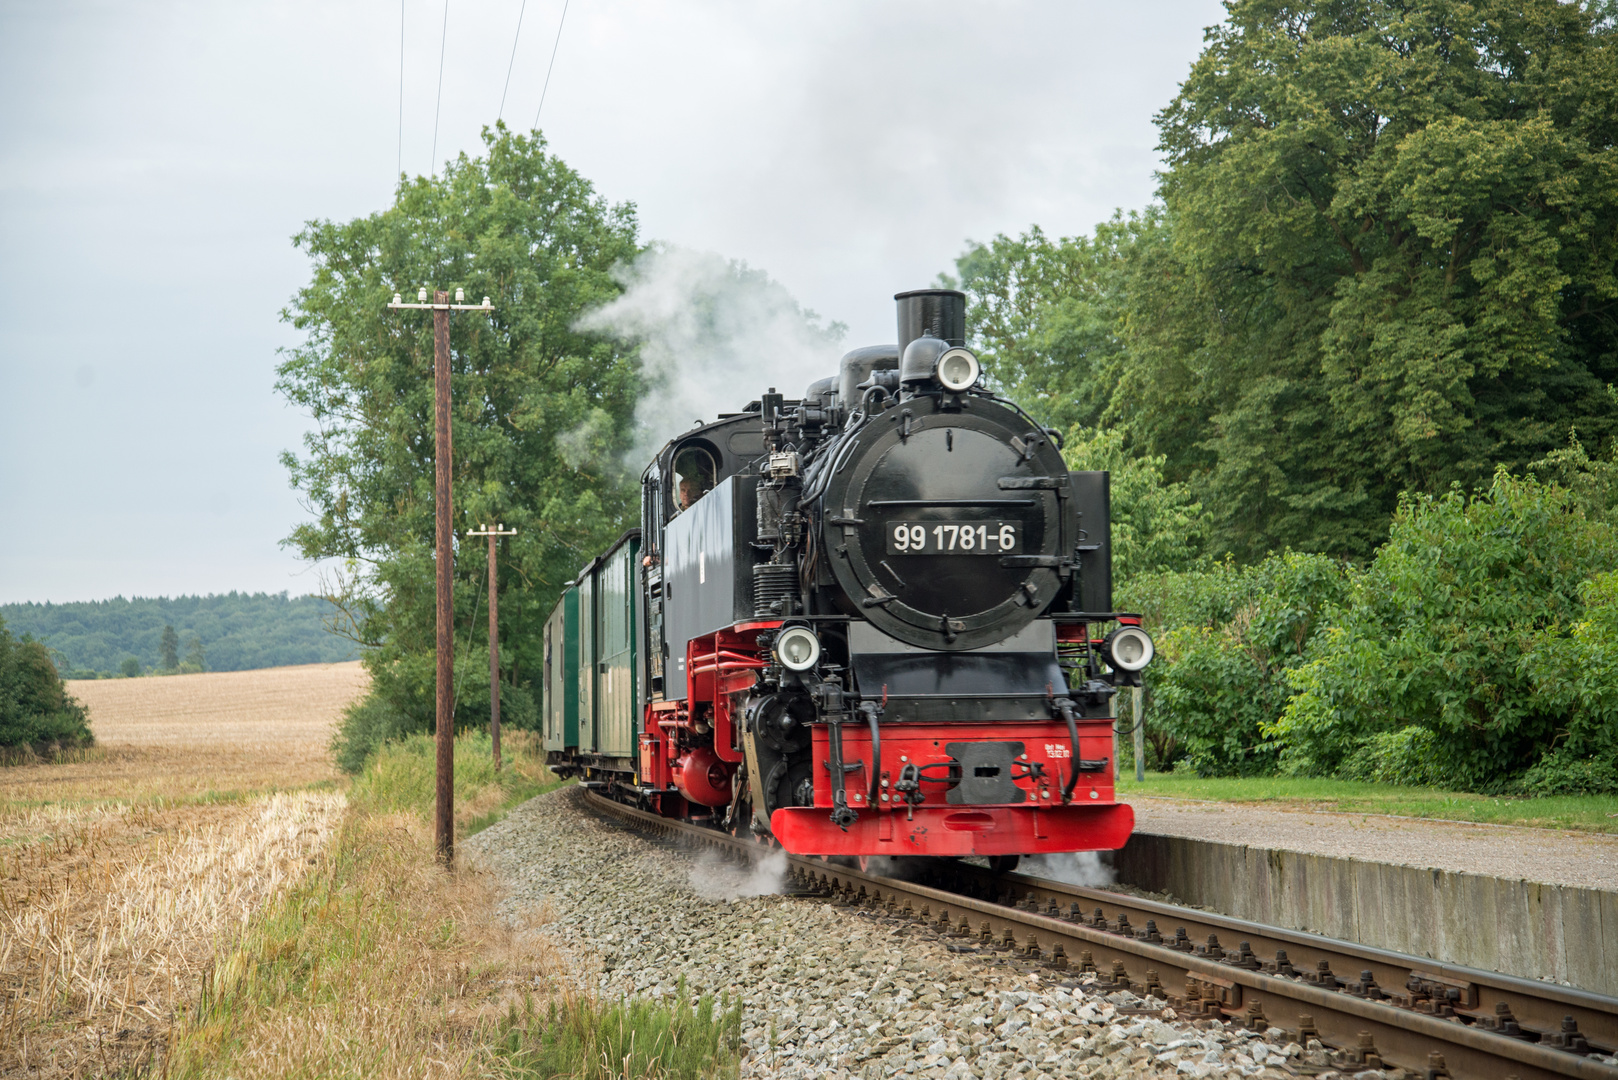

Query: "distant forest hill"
<box><xmin>0</xmin><ymin>593</ymin><xmax>358</xmax><ymax>677</ymax></box>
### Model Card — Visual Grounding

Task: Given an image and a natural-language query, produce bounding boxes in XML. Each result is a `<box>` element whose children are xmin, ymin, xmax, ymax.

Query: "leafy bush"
<box><xmin>1274</xmin><ymin>470</ymin><xmax>1618</xmax><ymax>790</ymax></box>
<box><xmin>1128</xmin><ymin>553</ymin><xmax>1352</xmax><ymax>775</ymax></box>
<box><xmin>1062</xmin><ymin>424</ymin><xmax>1207</xmax><ymax>578</ymax></box>
<box><xmin>332</xmin><ymin>646</ymin><xmax>539</xmax><ymax>773</ymax></box>
<box><xmin>331</xmin><ymin>695</ymin><xmax>413</xmax><ymax>774</ymax></box>
<box><xmin>1514</xmin><ymin>569</ymin><xmax>1618</xmax><ymax>794</ymax></box>
<box><xmin>1515</xmin><ymin>748</ymin><xmax>1618</xmax><ymax>796</ymax></box>
<box><xmin>1337</xmin><ymin>726</ymin><xmax>1444</xmax><ymax>786</ymax></box>
<box><xmin>1</xmin><ymin>616</ymin><xmax>93</xmax><ymax>756</ymax></box>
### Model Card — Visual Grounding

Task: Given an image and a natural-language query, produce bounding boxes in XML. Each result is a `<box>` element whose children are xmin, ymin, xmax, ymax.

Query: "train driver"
<box><xmin>674</xmin><ymin>447</ymin><xmax>715</xmax><ymax>512</ymax></box>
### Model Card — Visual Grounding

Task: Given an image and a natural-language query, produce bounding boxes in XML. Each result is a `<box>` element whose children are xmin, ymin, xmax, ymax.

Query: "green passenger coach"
<box><xmin>541</xmin><ymin>584</ymin><xmax>578</xmax><ymax>753</ymax></box>
<box><xmin>543</xmin><ymin>529</ymin><xmax>640</xmax><ymax>774</ymax></box>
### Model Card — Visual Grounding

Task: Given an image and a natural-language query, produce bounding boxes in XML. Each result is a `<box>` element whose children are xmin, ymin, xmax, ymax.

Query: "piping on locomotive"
<box><xmin>542</xmin><ymin>288</ymin><xmax>1153</xmax><ymax>863</ymax></box>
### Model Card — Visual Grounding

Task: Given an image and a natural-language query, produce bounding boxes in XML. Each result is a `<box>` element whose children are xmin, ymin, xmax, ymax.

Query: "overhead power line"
<box><xmin>532</xmin><ymin>0</ymin><xmax>570</xmax><ymax>131</ymax></box>
<box><xmin>397</xmin><ymin>0</ymin><xmax>405</xmax><ymax>180</ymax></box>
<box><xmin>431</xmin><ymin>0</ymin><xmax>450</xmax><ymax>176</ymax></box>
<box><xmin>498</xmin><ymin>0</ymin><xmax>528</xmax><ymax>123</ymax></box>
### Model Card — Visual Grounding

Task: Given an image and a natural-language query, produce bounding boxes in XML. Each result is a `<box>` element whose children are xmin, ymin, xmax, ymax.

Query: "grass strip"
<box><xmin>496</xmin><ymin>977</ymin><xmax>742</xmax><ymax>1080</ymax></box>
<box><xmin>1117</xmin><ymin>771</ymin><xmax>1618</xmax><ymax>832</ymax></box>
<box><xmin>350</xmin><ymin>730</ymin><xmax>568</xmax><ymax>836</ymax></box>
<box><xmin>166</xmin><ymin>731</ymin><xmax>743</xmax><ymax>1080</ymax></box>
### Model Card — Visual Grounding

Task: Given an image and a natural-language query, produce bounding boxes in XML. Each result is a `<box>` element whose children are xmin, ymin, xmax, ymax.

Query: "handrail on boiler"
<box><xmin>688</xmin><ymin>649</ymin><xmax>767</xmax><ymax>676</ymax></box>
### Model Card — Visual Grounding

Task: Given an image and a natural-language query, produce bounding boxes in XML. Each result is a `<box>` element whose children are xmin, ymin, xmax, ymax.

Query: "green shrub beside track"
<box><xmin>1118</xmin><ymin>461</ymin><xmax>1618</xmax><ymax>795</ymax></box>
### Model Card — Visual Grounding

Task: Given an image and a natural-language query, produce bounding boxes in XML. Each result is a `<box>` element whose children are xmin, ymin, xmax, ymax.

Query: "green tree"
<box><xmin>1061</xmin><ymin>424</ymin><xmax>1207</xmax><ymax>580</ymax></box>
<box><xmin>182</xmin><ymin>636</ymin><xmax>205</xmax><ymax>673</ymax></box>
<box><xmin>947</xmin><ymin>216</ymin><xmax>1149</xmax><ymax>432</ymax></box>
<box><xmin>1</xmin><ymin>615</ymin><xmax>93</xmax><ymax>754</ymax></box>
<box><xmin>277</xmin><ymin>125</ymin><xmax>643</xmax><ymax>766</ymax></box>
<box><xmin>0</xmin><ymin>593</ymin><xmax>358</xmax><ymax>674</ymax></box>
<box><xmin>159</xmin><ymin>624</ymin><xmax>179</xmax><ymax>671</ymax></box>
<box><xmin>119</xmin><ymin>657</ymin><xmax>141</xmax><ymax>679</ymax></box>
<box><xmin>1124</xmin><ymin>0</ymin><xmax>1618</xmax><ymax>560</ymax></box>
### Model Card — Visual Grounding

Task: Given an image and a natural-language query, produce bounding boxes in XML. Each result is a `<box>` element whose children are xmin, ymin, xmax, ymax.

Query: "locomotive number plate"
<box><xmin>886</xmin><ymin>520</ymin><xmax>1020</xmax><ymax>554</ymax></box>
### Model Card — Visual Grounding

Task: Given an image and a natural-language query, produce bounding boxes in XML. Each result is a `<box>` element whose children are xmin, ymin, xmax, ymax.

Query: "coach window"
<box><xmin>673</xmin><ymin>445</ymin><xmax>716</xmax><ymax>512</ymax></box>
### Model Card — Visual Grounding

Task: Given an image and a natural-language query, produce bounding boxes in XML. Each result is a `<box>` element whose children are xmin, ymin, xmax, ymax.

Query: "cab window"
<box><xmin>672</xmin><ymin>446</ymin><xmax>716</xmax><ymax>512</ymax></box>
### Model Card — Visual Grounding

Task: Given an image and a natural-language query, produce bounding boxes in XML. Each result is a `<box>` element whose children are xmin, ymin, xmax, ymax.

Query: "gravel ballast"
<box><xmin>468</xmin><ymin>787</ymin><xmax>1546</xmax><ymax>1079</ymax></box>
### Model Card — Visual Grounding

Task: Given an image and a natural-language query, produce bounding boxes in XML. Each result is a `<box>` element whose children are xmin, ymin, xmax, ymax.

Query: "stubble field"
<box><xmin>1</xmin><ymin>659</ymin><xmax>593</xmax><ymax>1080</ymax></box>
<box><xmin>1</xmin><ymin>663</ymin><xmax>367</xmax><ymax>1077</ymax></box>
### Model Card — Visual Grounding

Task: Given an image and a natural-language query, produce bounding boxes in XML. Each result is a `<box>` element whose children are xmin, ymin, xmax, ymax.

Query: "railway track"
<box><xmin>581</xmin><ymin>788</ymin><xmax>1618</xmax><ymax>1080</ymax></box>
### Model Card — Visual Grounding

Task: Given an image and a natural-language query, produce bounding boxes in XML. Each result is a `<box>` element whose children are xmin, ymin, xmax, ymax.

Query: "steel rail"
<box><xmin>579</xmin><ymin>788</ymin><xmax>1618</xmax><ymax>1080</ymax></box>
<box><xmin>945</xmin><ymin>862</ymin><xmax>1618</xmax><ymax>1058</ymax></box>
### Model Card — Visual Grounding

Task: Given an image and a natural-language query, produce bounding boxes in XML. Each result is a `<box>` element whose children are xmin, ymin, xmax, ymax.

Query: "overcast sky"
<box><xmin>0</xmin><ymin>0</ymin><xmax>1223</xmax><ymax>604</ymax></box>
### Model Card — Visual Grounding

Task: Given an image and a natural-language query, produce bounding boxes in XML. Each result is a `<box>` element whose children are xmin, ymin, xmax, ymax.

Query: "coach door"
<box><xmin>542</xmin><ymin>604</ymin><xmax>561</xmax><ymax>751</ymax></box>
<box><xmin>576</xmin><ymin>571</ymin><xmax>596</xmax><ymax>754</ymax></box>
<box><xmin>543</xmin><ymin>590</ymin><xmax>580</xmax><ymax>753</ymax></box>
<box><xmin>597</xmin><ymin>537</ymin><xmax>639</xmax><ymax>759</ymax></box>
<box><xmin>642</xmin><ymin>468</ymin><xmax>665</xmax><ymax>701</ymax></box>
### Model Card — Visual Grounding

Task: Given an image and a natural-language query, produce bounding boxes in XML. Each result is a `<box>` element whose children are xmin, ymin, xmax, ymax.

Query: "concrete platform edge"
<box><xmin>1111</xmin><ymin>831</ymin><xmax>1616</xmax><ymax>998</ymax></box>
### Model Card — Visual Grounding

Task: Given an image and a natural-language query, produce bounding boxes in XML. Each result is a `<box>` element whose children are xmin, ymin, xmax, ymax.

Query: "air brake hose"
<box><xmin>859</xmin><ymin>701</ymin><xmax>882</xmax><ymax>805</ymax></box>
<box><xmin>1055</xmin><ymin>697</ymin><xmax>1082</xmax><ymax>804</ymax></box>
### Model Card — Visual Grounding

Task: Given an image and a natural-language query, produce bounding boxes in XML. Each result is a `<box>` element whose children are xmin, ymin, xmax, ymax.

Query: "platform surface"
<box><xmin>1126</xmin><ymin>796</ymin><xmax>1618</xmax><ymax>893</ymax></box>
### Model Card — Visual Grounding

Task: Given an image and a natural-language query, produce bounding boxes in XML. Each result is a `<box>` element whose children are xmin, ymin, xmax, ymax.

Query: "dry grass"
<box><xmin>160</xmin><ymin>732</ymin><xmax>575</xmax><ymax>1079</ymax></box>
<box><xmin>1</xmin><ymin>794</ymin><xmax>344</xmax><ymax>1076</ymax></box>
<box><xmin>2</xmin><ymin>662</ymin><xmax>730</xmax><ymax>1080</ymax></box>
<box><xmin>167</xmin><ymin>803</ymin><xmax>568</xmax><ymax>1080</ymax></box>
<box><xmin>0</xmin><ymin>662</ymin><xmax>367</xmax><ymax>1078</ymax></box>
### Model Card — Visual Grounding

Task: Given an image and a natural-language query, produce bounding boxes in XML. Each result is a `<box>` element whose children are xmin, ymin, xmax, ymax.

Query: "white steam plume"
<box><xmin>1017</xmin><ymin>852</ymin><xmax>1115</xmax><ymax>888</ymax></box>
<box><xmin>576</xmin><ymin>245</ymin><xmax>848</xmax><ymax>465</ymax></box>
<box><xmin>687</xmin><ymin>847</ymin><xmax>789</xmax><ymax>902</ymax></box>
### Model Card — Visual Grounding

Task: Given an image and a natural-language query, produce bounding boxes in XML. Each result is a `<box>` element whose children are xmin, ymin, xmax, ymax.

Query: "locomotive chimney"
<box><xmin>895</xmin><ymin>289</ymin><xmax>966</xmax><ymax>356</ymax></box>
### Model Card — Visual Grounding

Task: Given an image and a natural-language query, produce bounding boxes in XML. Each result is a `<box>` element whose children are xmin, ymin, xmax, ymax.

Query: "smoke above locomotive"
<box><xmin>543</xmin><ymin>289</ymin><xmax>1154</xmax><ymax>867</ymax></box>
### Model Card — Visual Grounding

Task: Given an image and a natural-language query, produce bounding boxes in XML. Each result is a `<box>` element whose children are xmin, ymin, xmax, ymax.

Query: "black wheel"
<box><xmin>768</xmin><ymin>758</ymin><xmax>815</xmax><ymax>814</ymax></box>
<box><xmin>749</xmin><ymin>694</ymin><xmax>813</xmax><ymax>755</ymax></box>
<box><xmin>988</xmin><ymin>854</ymin><xmax>1021</xmax><ymax>874</ymax></box>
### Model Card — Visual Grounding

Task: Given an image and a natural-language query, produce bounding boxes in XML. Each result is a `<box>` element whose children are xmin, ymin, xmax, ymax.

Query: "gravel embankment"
<box><xmin>468</xmin><ymin>787</ymin><xmax>1441</xmax><ymax>1079</ymax></box>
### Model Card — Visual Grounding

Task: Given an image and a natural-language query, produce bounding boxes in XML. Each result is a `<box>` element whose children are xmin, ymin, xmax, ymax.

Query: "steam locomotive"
<box><xmin>542</xmin><ymin>289</ymin><xmax>1153</xmax><ymax>866</ymax></box>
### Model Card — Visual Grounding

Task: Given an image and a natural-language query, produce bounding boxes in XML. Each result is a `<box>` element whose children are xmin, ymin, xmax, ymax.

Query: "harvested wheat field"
<box><xmin>1</xmin><ymin>662</ymin><xmax>369</xmax><ymax>1078</ymax></box>
<box><xmin>6</xmin><ymin>661</ymin><xmax>368</xmax><ymax>807</ymax></box>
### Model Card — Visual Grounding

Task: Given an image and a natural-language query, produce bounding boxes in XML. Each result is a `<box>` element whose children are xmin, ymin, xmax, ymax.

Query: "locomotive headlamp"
<box><xmin>935</xmin><ymin>347</ymin><xmax>980</xmax><ymax>392</ymax></box>
<box><xmin>774</xmin><ymin>626</ymin><xmax>821</xmax><ymax>671</ymax></box>
<box><xmin>1103</xmin><ymin>625</ymin><xmax>1155</xmax><ymax>672</ymax></box>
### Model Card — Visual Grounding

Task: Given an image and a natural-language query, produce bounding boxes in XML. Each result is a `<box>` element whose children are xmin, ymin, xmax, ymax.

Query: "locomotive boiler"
<box><xmin>542</xmin><ymin>289</ymin><xmax>1153</xmax><ymax>866</ymax></box>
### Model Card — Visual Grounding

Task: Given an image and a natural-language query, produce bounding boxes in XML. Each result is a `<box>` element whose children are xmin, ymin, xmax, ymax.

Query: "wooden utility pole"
<box><xmin>467</xmin><ymin>523</ymin><xmax>517</xmax><ymax>771</ymax></box>
<box><xmin>1133</xmin><ymin>686</ymin><xmax>1146</xmax><ymax>783</ymax></box>
<box><xmin>431</xmin><ymin>289</ymin><xmax>454</xmax><ymax>861</ymax></box>
<box><xmin>387</xmin><ymin>286</ymin><xmax>493</xmax><ymax>865</ymax></box>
